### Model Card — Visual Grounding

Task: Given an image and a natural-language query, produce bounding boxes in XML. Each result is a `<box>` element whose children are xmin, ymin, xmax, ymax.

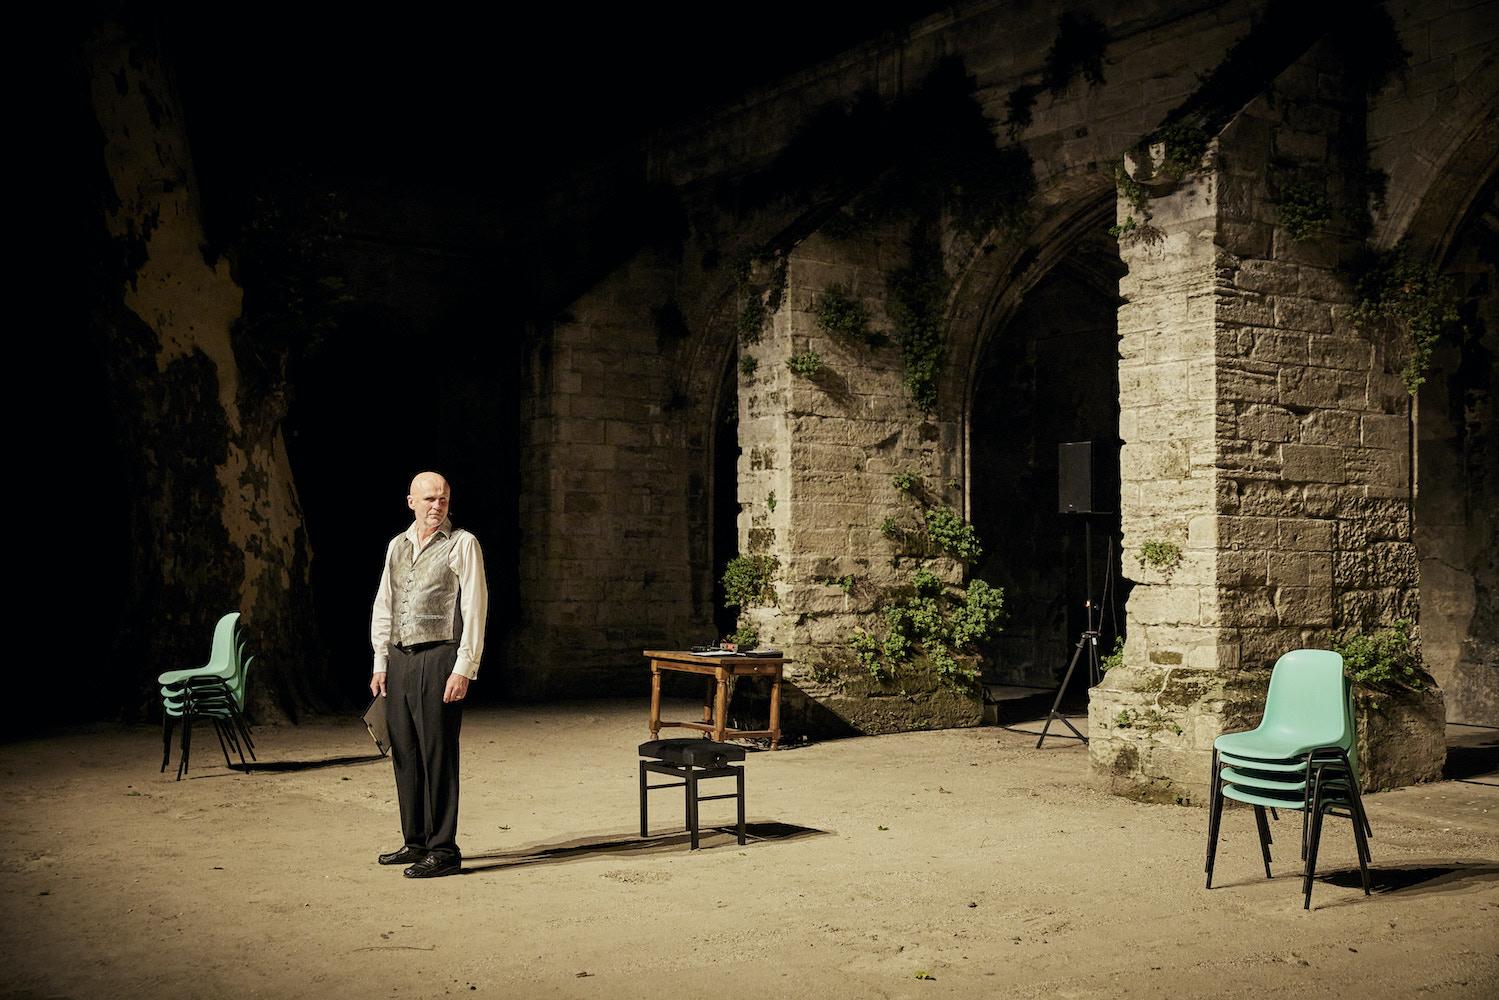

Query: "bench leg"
<box><xmin>639</xmin><ymin>760</ymin><xmax>649</xmax><ymax>838</ymax></box>
<box><xmin>687</xmin><ymin>770</ymin><xmax>701</xmax><ymax>850</ymax></box>
<box><xmin>736</xmin><ymin>767</ymin><xmax>746</xmax><ymax>845</ymax></box>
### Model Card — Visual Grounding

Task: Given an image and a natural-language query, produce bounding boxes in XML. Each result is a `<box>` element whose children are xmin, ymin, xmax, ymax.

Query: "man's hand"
<box><xmin>371</xmin><ymin>672</ymin><xmax>387</xmax><ymax>698</ymax></box>
<box><xmin>443</xmin><ymin>673</ymin><xmax>469</xmax><ymax>704</ymax></box>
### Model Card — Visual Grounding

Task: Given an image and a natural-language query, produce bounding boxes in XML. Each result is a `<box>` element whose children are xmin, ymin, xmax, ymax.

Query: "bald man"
<box><xmin>370</xmin><ymin>472</ymin><xmax>488</xmax><ymax>878</ymax></box>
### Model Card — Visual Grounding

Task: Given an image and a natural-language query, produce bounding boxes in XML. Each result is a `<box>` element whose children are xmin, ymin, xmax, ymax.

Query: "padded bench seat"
<box><xmin>638</xmin><ymin>739</ymin><xmax>747</xmax><ymax>849</ymax></box>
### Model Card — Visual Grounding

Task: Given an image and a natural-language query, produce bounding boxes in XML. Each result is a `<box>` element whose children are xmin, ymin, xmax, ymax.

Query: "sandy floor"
<box><xmin>1</xmin><ymin>701</ymin><xmax>1495</xmax><ymax>1000</ymax></box>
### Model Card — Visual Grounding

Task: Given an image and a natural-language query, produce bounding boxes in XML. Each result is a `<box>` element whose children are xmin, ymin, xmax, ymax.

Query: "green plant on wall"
<box><xmin>1151</xmin><ymin>122</ymin><xmax>1210</xmax><ymax>178</ymax></box>
<box><xmin>887</xmin><ymin>231</ymin><xmax>948</xmax><ymax>412</ymax></box>
<box><xmin>739</xmin><ymin>355</ymin><xmax>758</xmax><ymax>377</ymax></box>
<box><xmin>813</xmin><ymin>285</ymin><xmax>872</xmax><ymax>343</ymax></box>
<box><xmin>1334</xmin><ymin>618</ymin><xmax>1425</xmax><ymax>690</ymax></box>
<box><xmin>1278</xmin><ymin>178</ymin><xmax>1332</xmax><ymax>242</ymax></box>
<box><xmin>924</xmin><ymin>507</ymin><xmax>983</xmax><ymax>563</ymax></box>
<box><xmin>731</xmin><ymin>622</ymin><xmax>760</xmax><ymax>649</ymax></box>
<box><xmin>1138</xmin><ymin>539</ymin><xmax>1182</xmax><ymax>572</ymax></box>
<box><xmin>1100</xmin><ymin>636</ymin><xmax>1124</xmax><ymax>672</ymax></box>
<box><xmin>722</xmin><ymin>554</ymin><xmax>778</xmax><ymax>609</ymax></box>
<box><xmin>891</xmin><ymin>470</ymin><xmax>919</xmax><ymax>493</ymax></box>
<box><xmin>787</xmin><ymin>351</ymin><xmax>823</xmax><ymax>378</ymax></box>
<box><xmin>1351</xmin><ymin>241</ymin><xmax>1463</xmax><ymax>394</ymax></box>
<box><xmin>849</xmin><ymin>630</ymin><xmax>884</xmax><ymax>680</ymax></box>
<box><xmin>736</xmin><ymin>297</ymin><xmax>766</xmax><ymax>345</ymax></box>
<box><xmin>852</xmin><ymin>569</ymin><xmax>1005</xmax><ymax>685</ymax></box>
<box><xmin>1106</xmin><ymin>120</ymin><xmax>1209</xmax><ymax>247</ymax></box>
<box><xmin>734</xmin><ymin>252</ymin><xmax>788</xmax><ymax>346</ymax></box>
<box><xmin>822</xmin><ymin>574</ymin><xmax>855</xmax><ymax>594</ymax></box>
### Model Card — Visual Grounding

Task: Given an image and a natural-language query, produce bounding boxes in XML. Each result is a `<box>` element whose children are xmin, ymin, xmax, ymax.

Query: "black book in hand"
<box><xmin>362</xmin><ymin>696</ymin><xmax>390</xmax><ymax>755</ymax></box>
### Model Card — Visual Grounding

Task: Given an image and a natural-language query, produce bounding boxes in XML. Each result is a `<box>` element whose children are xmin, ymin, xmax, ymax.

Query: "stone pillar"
<box><xmin>1087</xmin><ymin>140</ymin><xmax>1226</xmax><ymax>803</ymax></box>
<box><xmin>736</xmin><ymin>237</ymin><xmax>981</xmax><ymax>734</ymax></box>
<box><xmin>1091</xmin><ymin>57</ymin><xmax>1442</xmax><ymax>802</ymax></box>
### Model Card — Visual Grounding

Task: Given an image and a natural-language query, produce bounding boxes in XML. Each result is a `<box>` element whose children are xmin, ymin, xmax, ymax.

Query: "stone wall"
<box><xmin>735</xmin><ymin>235</ymin><xmax>980</xmax><ymax>733</ymax></box>
<box><xmin>503</xmin><ymin>0</ymin><xmax>1496</xmax><ymax>764</ymax></box>
<box><xmin>511</xmin><ymin>256</ymin><xmax>712</xmax><ymax>697</ymax></box>
<box><xmin>1089</xmin><ymin>40</ymin><xmax>1452</xmax><ymax>803</ymax></box>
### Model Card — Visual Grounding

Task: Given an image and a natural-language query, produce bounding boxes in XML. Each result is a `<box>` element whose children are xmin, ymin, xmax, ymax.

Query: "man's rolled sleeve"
<box><xmin>450</xmin><ymin>532</ymin><xmax>489</xmax><ymax>681</ymax></box>
<box><xmin>370</xmin><ymin>537</ymin><xmax>400</xmax><ymax>674</ymax></box>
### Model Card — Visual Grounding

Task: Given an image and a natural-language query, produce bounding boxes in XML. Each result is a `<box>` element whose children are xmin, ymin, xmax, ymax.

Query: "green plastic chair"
<box><xmin>1204</xmin><ymin>649</ymin><xmax>1373</xmax><ymax>909</ymax></box>
<box><xmin>158</xmin><ymin>613</ymin><xmax>257</xmax><ymax>778</ymax></box>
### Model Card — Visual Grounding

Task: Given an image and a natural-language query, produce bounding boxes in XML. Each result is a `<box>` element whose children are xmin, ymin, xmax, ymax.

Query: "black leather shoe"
<box><xmin>378</xmin><ymin>846</ymin><xmax>427</xmax><ymax>866</ymax></box>
<box><xmin>404</xmin><ymin>853</ymin><xmax>461</xmax><ymax>878</ymax></box>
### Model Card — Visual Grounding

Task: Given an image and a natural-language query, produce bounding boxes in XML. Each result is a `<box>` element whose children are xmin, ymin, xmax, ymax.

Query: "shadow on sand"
<box><xmin>217</xmin><ymin>753</ymin><xmax>388</xmax><ymax>773</ymax></box>
<box><xmin>462</xmin><ymin>821</ymin><xmax>827</xmax><ymax>871</ymax></box>
<box><xmin>1321</xmin><ymin>859</ymin><xmax>1499</xmax><ymax>897</ymax></box>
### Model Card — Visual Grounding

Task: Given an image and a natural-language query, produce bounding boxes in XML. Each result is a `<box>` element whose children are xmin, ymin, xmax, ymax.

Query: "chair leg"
<box><xmin>1303</xmin><ymin>804</ymin><xmax>1326</xmax><ymax>910</ymax></box>
<box><xmin>1205</xmin><ymin>751</ymin><xmax>1224</xmax><ymax>889</ymax></box>
<box><xmin>220</xmin><ymin>716</ymin><xmax>247</xmax><ymax>773</ymax></box>
<box><xmin>1253</xmin><ymin>805</ymin><xmax>1274</xmax><ymax>879</ymax></box>
<box><xmin>177</xmin><ymin>714</ymin><xmax>193</xmax><ymax>781</ymax></box>
<box><xmin>1350</xmin><ymin>805</ymin><xmax>1373</xmax><ymax>896</ymax></box>
<box><xmin>161</xmin><ymin>716</ymin><xmax>175</xmax><ymax>772</ymax></box>
<box><xmin>1299</xmin><ymin>751</ymin><xmax>1317</xmax><ymax>861</ymax></box>
<box><xmin>212</xmin><ymin>721</ymin><xmax>233</xmax><ymax>768</ymax></box>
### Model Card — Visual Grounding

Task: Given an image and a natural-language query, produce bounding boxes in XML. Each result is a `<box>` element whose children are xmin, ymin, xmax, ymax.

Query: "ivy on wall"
<box><xmin>845</xmin><ymin>471</ymin><xmax>1004</xmax><ymax>686</ymax></box>
<box><xmin>1350</xmin><ymin>241</ymin><xmax>1464</xmax><ymax>394</ymax></box>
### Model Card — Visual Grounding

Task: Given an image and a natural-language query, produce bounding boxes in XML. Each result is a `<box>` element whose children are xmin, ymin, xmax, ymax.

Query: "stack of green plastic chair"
<box><xmin>1204</xmin><ymin>648</ymin><xmax>1373</xmax><ymax>909</ymax></box>
<box><xmin>158</xmin><ymin>612</ymin><xmax>258</xmax><ymax>779</ymax></box>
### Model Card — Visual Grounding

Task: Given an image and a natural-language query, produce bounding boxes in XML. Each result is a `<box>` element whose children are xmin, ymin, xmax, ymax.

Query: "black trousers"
<box><xmin>386</xmin><ymin>641</ymin><xmax>463</xmax><ymax>860</ymax></box>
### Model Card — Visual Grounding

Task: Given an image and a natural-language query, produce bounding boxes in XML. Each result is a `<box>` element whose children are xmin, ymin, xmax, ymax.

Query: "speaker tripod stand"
<box><xmin>1035</xmin><ymin>599</ymin><xmax>1102</xmax><ymax>748</ymax></box>
<box><xmin>1035</xmin><ymin>511</ymin><xmax>1114</xmax><ymax>748</ymax></box>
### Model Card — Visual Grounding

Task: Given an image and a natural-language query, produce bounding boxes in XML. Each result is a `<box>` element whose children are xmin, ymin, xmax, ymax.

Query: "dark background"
<box><xmin>52</xmin><ymin>1</ymin><xmax>951</xmax><ymax>727</ymax></box>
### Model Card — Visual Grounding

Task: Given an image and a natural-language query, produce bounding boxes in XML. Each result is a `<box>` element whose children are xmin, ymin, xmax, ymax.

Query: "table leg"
<box><xmin>702</xmin><ymin>678</ymin><xmax>714</xmax><ymax>725</ymax></box>
<box><xmin>714</xmin><ymin>669</ymin><xmax>729</xmax><ymax>742</ymax></box>
<box><xmin>769</xmin><ymin>669</ymin><xmax>782</xmax><ymax>749</ymax></box>
<box><xmin>649</xmin><ymin>663</ymin><xmax>662</xmax><ymax>739</ymax></box>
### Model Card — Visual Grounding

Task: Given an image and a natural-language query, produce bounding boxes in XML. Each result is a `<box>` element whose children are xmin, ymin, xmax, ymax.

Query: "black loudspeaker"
<box><xmin>1058</xmin><ymin>441</ymin><xmax>1100</xmax><ymax>514</ymax></box>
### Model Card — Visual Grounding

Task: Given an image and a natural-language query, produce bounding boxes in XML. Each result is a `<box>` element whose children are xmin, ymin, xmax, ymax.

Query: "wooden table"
<box><xmin>644</xmin><ymin>650</ymin><xmax>784</xmax><ymax>749</ymax></box>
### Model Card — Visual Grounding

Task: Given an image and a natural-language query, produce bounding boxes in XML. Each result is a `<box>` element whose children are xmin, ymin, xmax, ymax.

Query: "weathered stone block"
<box><xmin>1129</xmin><ymin>585</ymin><xmax>1203</xmax><ymax>625</ymax></box>
<box><xmin>1235</xmin><ymin>326</ymin><xmax>1307</xmax><ymax>365</ymax></box>
<box><xmin>1279</xmin><ymin>366</ymin><xmax>1367</xmax><ymax>409</ymax></box>
<box><xmin>1266</xmin><ymin>551</ymin><xmax>1310</xmax><ymax>586</ymax></box>
<box><xmin>1273</xmin><ymin>297</ymin><xmax>1334</xmax><ymax>334</ymax></box>
<box><xmin>1230</xmin><ymin>479</ymin><xmax>1305</xmax><ymax>516</ymax></box>
<box><xmin>1218</xmin><ymin>588</ymin><xmax>1278</xmax><ymax>627</ymax></box>
<box><xmin>1361</xmin><ymin>412</ymin><xmax>1410</xmax><ymax>451</ymax></box>
<box><xmin>1298</xmin><ymin>409</ymin><xmax>1360</xmax><ymax>447</ymax></box>
<box><xmin>1221</xmin><ymin>515</ymin><xmax>1279</xmax><ymax>550</ymax></box>
<box><xmin>1308</xmin><ymin>333</ymin><xmax>1372</xmax><ymax>370</ymax></box>
<box><xmin>1273</xmin><ymin>586</ymin><xmax>1333</xmax><ymax>626</ymax></box>
<box><xmin>1281</xmin><ymin>443</ymin><xmax>1346</xmax><ymax>483</ymax></box>
<box><xmin>1234</xmin><ymin>258</ymin><xmax>1300</xmax><ymax>294</ymax></box>
<box><xmin>1353</xmin><ymin>684</ymin><xmax>1446</xmax><ymax>792</ymax></box>
<box><xmin>1345</xmin><ymin>446</ymin><xmax>1409</xmax><ymax>489</ymax></box>
<box><xmin>1218</xmin><ymin>361</ymin><xmax>1280</xmax><ymax>403</ymax></box>
<box><xmin>1219</xmin><ymin>287</ymin><xmax>1277</xmax><ymax>327</ymax></box>
<box><xmin>1277</xmin><ymin>517</ymin><xmax>1334</xmax><ymax>551</ymax></box>
<box><xmin>1235</xmin><ymin>402</ymin><xmax>1298</xmax><ymax>441</ymax></box>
